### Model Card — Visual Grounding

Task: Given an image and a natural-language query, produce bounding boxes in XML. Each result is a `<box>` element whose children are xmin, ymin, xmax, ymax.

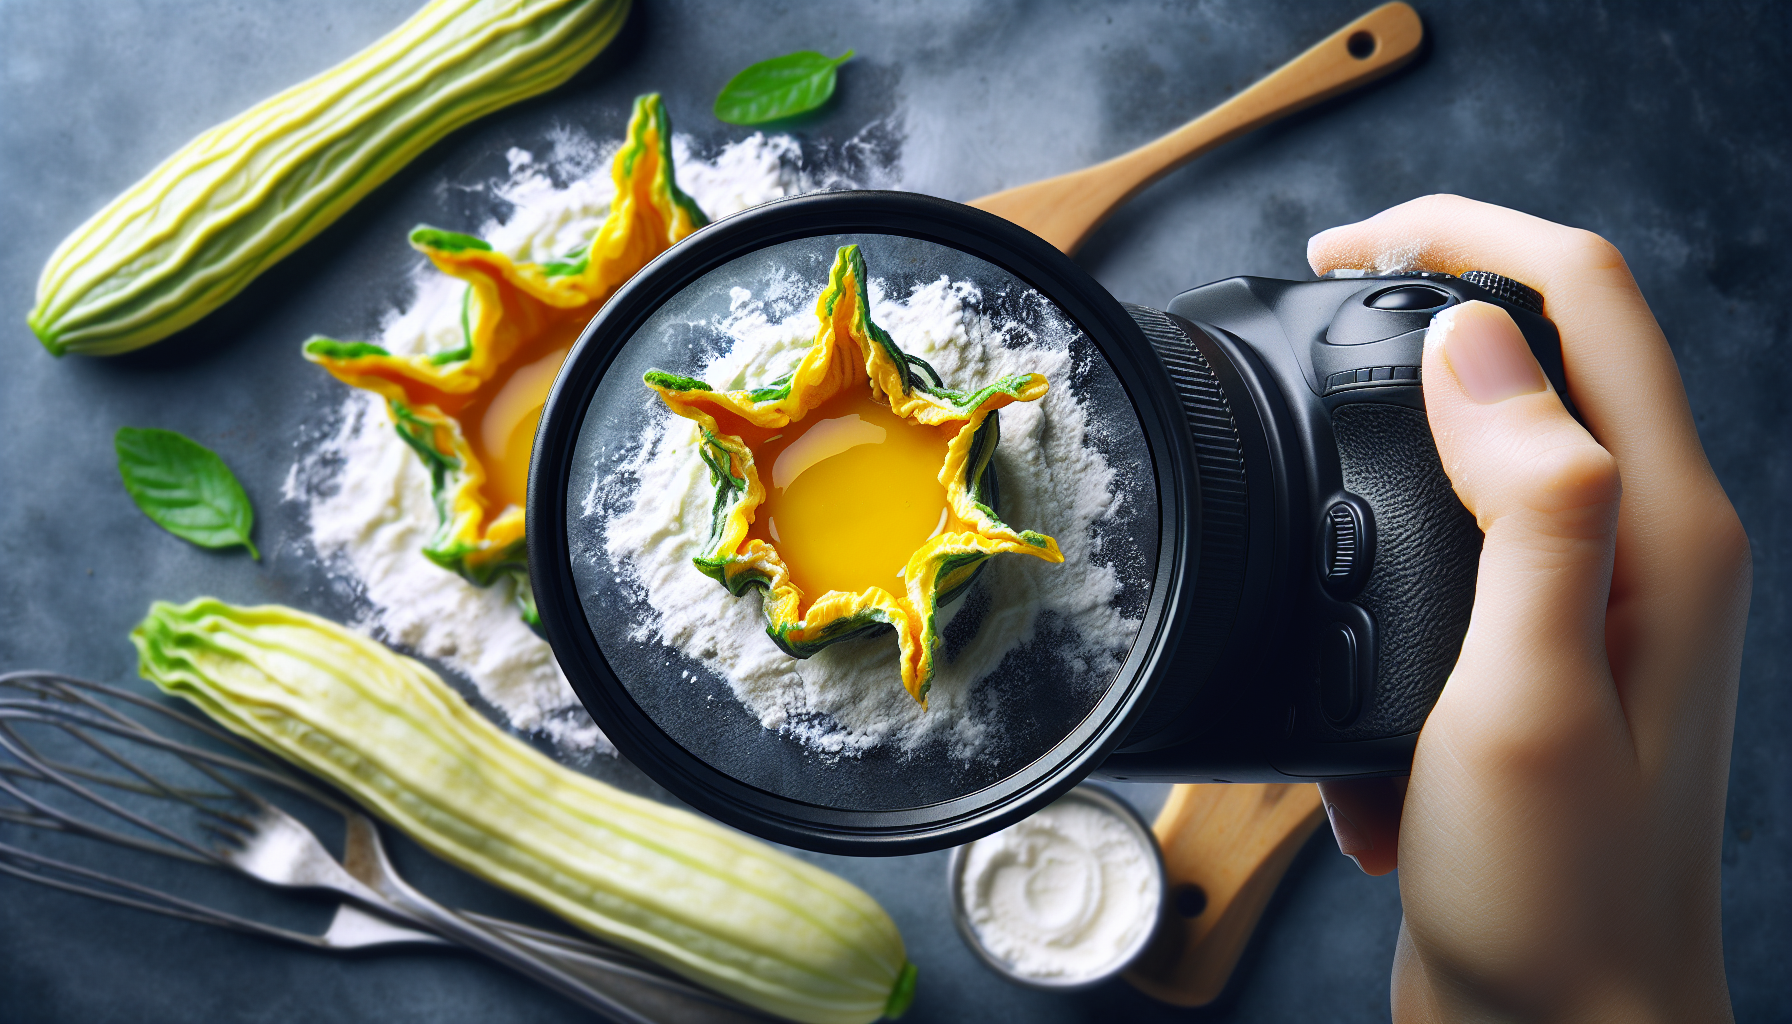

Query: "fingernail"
<box><xmin>1428</xmin><ymin>302</ymin><xmax>1547</xmax><ymax>404</ymax></box>
<box><xmin>1324</xmin><ymin>801</ymin><xmax>1373</xmax><ymax>856</ymax></box>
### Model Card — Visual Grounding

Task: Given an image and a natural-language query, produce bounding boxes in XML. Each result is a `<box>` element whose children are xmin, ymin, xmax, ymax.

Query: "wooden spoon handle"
<box><xmin>1123</xmin><ymin>783</ymin><xmax>1327</xmax><ymax>1006</ymax></box>
<box><xmin>969</xmin><ymin>3</ymin><xmax>1424</xmax><ymax>254</ymax></box>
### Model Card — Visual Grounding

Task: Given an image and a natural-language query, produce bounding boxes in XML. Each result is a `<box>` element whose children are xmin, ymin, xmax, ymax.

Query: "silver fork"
<box><xmin>337</xmin><ymin>813</ymin><xmax>772</xmax><ymax>1022</ymax></box>
<box><xmin>207</xmin><ymin>798</ymin><xmax>666</xmax><ymax>1024</ymax></box>
<box><xmin>0</xmin><ymin>676</ymin><xmax>672</xmax><ymax>965</ymax></box>
<box><xmin>0</xmin><ymin>837</ymin><xmax>447</xmax><ymax>951</ymax></box>
<box><xmin>0</xmin><ymin>672</ymin><xmax>772</xmax><ymax>1023</ymax></box>
<box><xmin>211</xmin><ymin>797</ymin><xmax>778</xmax><ymax>1024</ymax></box>
<box><xmin>338</xmin><ymin>810</ymin><xmax>668</xmax><ymax>977</ymax></box>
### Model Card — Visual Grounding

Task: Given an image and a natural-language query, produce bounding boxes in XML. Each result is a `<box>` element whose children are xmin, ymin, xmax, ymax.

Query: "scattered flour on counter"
<box><xmin>288</xmin><ymin>390</ymin><xmax>606</xmax><ymax>751</ymax></box>
<box><xmin>596</xmin><ymin>274</ymin><xmax>1140</xmax><ymax>760</ymax></box>
<box><xmin>285</xmin><ymin>131</ymin><xmax>810</xmax><ymax>754</ymax></box>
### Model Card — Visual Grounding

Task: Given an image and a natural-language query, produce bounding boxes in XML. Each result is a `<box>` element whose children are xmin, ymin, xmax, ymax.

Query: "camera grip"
<box><xmin>1331</xmin><ymin>403</ymin><xmax>1481</xmax><ymax>740</ymax></box>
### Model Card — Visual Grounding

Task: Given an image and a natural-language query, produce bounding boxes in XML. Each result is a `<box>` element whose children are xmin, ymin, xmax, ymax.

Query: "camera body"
<box><xmin>1093</xmin><ymin>270</ymin><xmax>1566</xmax><ymax>783</ymax></box>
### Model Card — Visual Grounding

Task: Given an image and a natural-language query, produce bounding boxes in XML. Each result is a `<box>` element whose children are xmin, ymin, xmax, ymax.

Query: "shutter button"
<box><xmin>1364</xmin><ymin>284</ymin><xmax>1449</xmax><ymax>310</ymax></box>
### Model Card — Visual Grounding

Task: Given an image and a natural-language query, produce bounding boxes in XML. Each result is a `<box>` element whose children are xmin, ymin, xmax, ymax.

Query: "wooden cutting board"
<box><xmin>1124</xmin><ymin>783</ymin><xmax>1328</xmax><ymax>1006</ymax></box>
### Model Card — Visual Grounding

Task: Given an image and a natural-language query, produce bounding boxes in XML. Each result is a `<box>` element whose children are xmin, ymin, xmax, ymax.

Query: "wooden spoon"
<box><xmin>969</xmin><ymin>2</ymin><xmax>1424</xmax><ymax>255</ymax></box>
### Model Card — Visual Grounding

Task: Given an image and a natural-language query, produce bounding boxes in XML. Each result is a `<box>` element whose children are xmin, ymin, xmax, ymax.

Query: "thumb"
<box><xmin>1423</xmin><ymin>301</ymin><xmax>1621</xmax><ymax>723</ymax></box>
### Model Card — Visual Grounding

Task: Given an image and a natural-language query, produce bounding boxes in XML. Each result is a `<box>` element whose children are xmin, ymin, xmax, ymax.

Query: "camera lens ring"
<box><xmin>1122</xmin><ymin>305</ymin><xmax>1253</xmax><ymax>748</ymax></box>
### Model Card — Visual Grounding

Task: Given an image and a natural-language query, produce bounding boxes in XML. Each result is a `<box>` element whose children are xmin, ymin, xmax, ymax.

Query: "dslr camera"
<box><xmin>1096</xmin><ymin>269</ymin><xmax>1565</xmax><ymax>782</ymax></box>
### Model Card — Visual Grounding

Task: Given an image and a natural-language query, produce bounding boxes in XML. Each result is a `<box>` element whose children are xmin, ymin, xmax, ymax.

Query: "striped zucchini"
<box><xmin>29</xmin><ymin>0</ymin><xmax>630</xmax><ymax>357</ymax></box>
<box><xmin>133</xmin><ymin>598</ymin><xmax>916</xmax><ymax>1024</ymax></box>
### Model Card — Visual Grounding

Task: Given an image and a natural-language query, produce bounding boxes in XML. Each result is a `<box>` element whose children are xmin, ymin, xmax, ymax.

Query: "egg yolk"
<box><xmin>454</xmin><ymin>314</ymin><xmax>585</xmax><ymax>514</ymax></box>
<box><xmin>747</xmin><ymin>390</ymin><xmax>957</xmax><ymax>602</ymax></box>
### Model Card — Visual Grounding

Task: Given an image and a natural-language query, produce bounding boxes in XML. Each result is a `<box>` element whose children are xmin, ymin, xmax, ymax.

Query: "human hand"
<box><xmin>1307</xmin><ymin>195</ymin><xmax>1748</xmax><ymax>1022</ymax></box>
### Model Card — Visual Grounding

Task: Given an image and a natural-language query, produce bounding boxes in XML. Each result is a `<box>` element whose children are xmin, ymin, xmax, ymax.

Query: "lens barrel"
<box><xmin>1119</xmin><ymin>306</ymin><xmax>1270</xmax><ymax>751</ymax></box>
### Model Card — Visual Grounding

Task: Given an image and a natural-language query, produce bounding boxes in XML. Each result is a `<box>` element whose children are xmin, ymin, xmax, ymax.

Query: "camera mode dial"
<box><xmin>1459</xmin><ymin>271</ymin><xmax>1543</xmax><ymax>314</ymax></box>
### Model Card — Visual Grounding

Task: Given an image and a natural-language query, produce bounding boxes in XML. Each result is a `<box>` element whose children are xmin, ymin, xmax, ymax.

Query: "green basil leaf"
<box><xmin>714</xmin><ymin>49</ymin><xmax>854</xmax><ymax>125</ymax></box>
<box><xmin>115</xmin><ymin>427</ymin><xmax>259</xmax><ymax>559</ymax></box>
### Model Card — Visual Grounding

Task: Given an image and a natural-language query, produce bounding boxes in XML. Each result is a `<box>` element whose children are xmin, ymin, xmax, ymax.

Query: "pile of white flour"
<box><xmin>285</xmin><ymin>131</ymin><xmax>806</xmax><ymax>753</ymax></box>
<box><xmin>593</xmin><ymin>272</ymin><xmax>1140</xmax><ymax>760</ymax></box>
<box><xmin>958</xmin><ymin>792</ymin><xmax>1161</xmax><ymax>981</ymax></box>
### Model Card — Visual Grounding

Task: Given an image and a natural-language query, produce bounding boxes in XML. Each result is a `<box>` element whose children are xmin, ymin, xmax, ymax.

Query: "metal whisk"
<box><xmin>0</xmin><ymin>670</ymin><xmax>772</xmax><ymax>1024</ymax></box>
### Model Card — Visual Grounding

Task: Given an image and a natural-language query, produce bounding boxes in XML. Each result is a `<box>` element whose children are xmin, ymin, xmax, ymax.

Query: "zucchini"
<box><xmin>29</xmin><ymin>0</ymin><xmax>630</xmax><ymax>357</ymax></box>
<box><xmin>133</xmin><ymin>598</ymin><xmax>915</xmax><ymax>1024</ymax></box>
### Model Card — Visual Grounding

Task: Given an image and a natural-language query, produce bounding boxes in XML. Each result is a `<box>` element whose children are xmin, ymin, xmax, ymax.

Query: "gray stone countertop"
<box><xmin>1</xmin><ymin>1</ymin><xmax>1786</xmax><ymax>1020</ymax></box>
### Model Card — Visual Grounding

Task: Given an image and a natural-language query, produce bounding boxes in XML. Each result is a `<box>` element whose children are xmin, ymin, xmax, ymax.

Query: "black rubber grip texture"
<box><xmin>1460</xmin><ymin>271</ymin><xmax>1544</xmax><ymax>315</ymax></box>
<box><xmin>1124</xmin><ymin>305</ymin><xmax>1249</xmax><ymax>742</ymax></box>
<box><xmin>1332</xmin><ymin>404</ymin><xmax>1482</xmax><ymax>739</ymax></box>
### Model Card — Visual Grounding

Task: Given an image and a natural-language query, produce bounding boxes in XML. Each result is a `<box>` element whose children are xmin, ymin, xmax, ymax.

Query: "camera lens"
<box><xmin>1116</xmin><ymin>305</ymin><xmax>1272</xmax><ymax>754</ymax></box>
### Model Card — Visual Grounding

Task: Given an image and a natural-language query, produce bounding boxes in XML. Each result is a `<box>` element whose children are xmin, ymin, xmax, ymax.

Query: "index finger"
<box><xmin>1308</xmin><ymin>195</ymin><xmax>1709</xmax><ymax>500</ymax></box>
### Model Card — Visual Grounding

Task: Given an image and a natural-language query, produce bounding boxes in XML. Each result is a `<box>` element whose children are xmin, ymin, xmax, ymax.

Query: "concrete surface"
<box><xmin>1</xmin><ymin>1</ymin><xmax>1786</xmax><ymax>1020</ymax></box>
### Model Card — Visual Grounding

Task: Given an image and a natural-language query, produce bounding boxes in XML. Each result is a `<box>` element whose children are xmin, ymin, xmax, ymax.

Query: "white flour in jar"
<box><xmin>959</xmin><ymin>793</ymin><xmax>1161</xmax><ymax>983</ymax></box>
<box><xmin>593</xmin><ymin>274</ymin><xmax>1141</xmax><ymax>760</ymax></box>
<box><xmin>285</xmin><ymin>130</ymin><xmax>815</xmax><ymax>753</ymax></box>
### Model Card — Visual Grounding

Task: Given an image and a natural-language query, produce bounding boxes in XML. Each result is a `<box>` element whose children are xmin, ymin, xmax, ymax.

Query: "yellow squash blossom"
<box><xmin>645</xmin><ymin>245</ymin><xmax>1063</xmax><ymax>703</ymax></box>
<box><xmin>305</xmin><ymin>94</ymin><xmax>706</xmax><ymax>623</ymax></box>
